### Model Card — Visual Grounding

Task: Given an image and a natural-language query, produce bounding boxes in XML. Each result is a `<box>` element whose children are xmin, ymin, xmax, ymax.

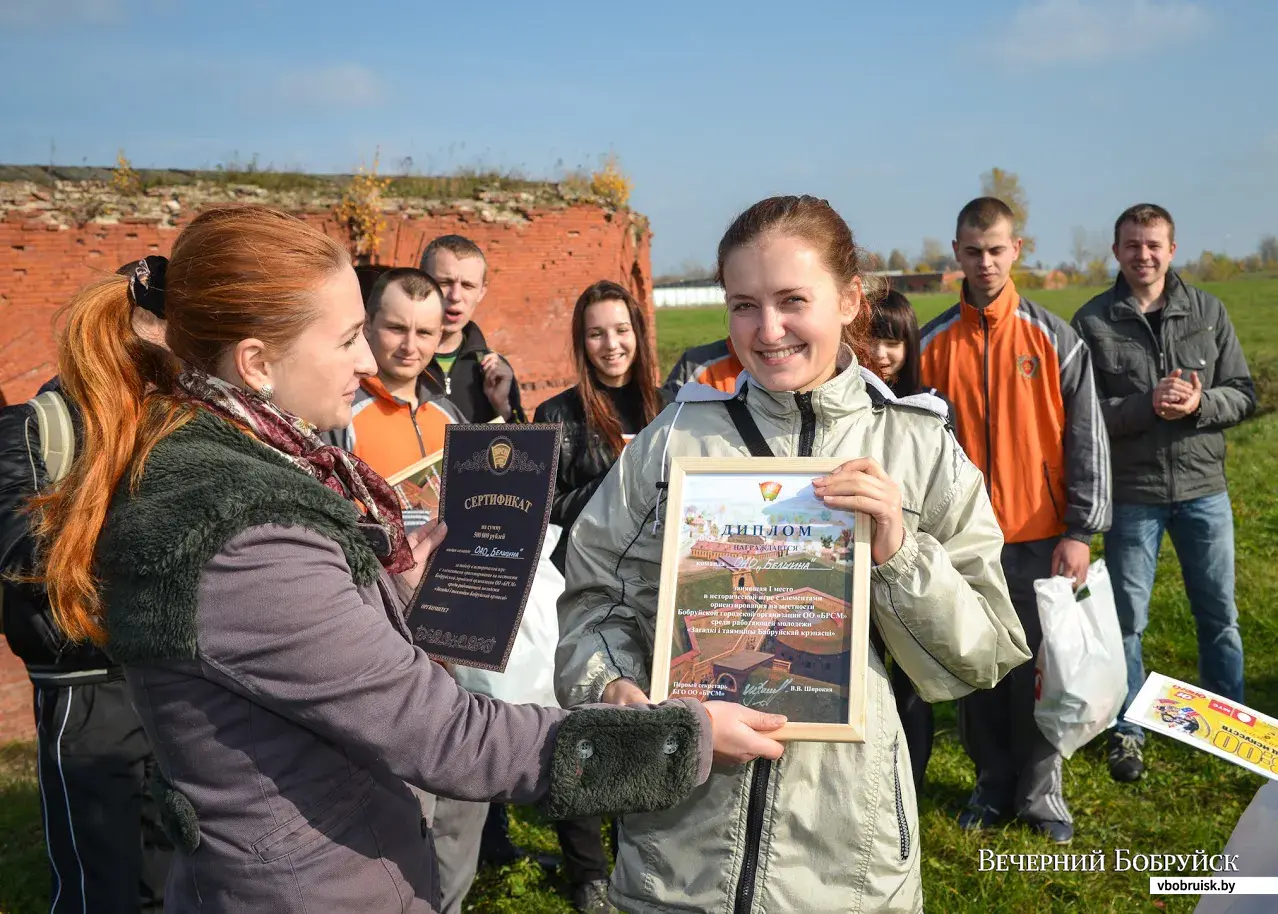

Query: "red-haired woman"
<box><xmin>30</xmin><ymin>205</ymin><xmax>786</xmax><ymax>912</ymax></box>
<box><xmin>535</xmin><ymin>280</ymin><xmax>664</xmax><ymax>574</ymax></box>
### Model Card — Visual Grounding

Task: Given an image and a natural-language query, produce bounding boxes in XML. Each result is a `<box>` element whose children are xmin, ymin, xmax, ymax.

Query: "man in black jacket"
<box><xmin>420</xmin><ymin>235</ymin><xmax>527</xmax><ymax>423</ymax></box>
<box><xmin>1072</xmin><ymin>204</ymin><xmax>1256</xmax><ymax>784</ymax></box>
<box><xmin>1</xmin><ymin>262</ymin><xmax>172</xmax><ymax>912</ymax></box>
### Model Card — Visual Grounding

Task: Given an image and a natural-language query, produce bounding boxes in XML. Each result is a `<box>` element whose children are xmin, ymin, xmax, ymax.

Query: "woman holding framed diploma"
<box><xmin>556</xmin><ymin>196</ymin><xmax>1031</xmax><ymax>913</ymax></box>
<box><xmin>28</xmin><ymin>206</ymin><xmax>787</xmax><ymax>913</ymax></box>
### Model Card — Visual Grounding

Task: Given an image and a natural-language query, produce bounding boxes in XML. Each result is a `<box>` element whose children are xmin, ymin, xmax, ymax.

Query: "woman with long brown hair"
<box><xmin>29</xmin><ymin>205</ymin><xmax>786</xmax><ymax>912</ymax></box>
<box><xmin>535</xmin><ymin>280</ymin><xmax>664</xmax><ymax>574</ymax></box>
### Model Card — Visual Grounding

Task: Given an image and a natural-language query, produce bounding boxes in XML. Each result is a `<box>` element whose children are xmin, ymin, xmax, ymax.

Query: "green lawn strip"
<box><xmin>2</xmin><ymin>282</ymin><xmax>1274</xmax><ymax>913</ymax></box>
<box><xmin>0</xmin><ymin>742</ymin><xmax>45</xmax><ymax>914</ymax></box>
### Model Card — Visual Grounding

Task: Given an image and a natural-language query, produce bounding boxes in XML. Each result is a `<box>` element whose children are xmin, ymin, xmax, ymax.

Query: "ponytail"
<box><xmin>32</xmin><ymin>204</ymin><xmax>350</xmax><ymax>646</ymax></box>
<box><xmin>30</xmin><ymin>276</ymin><xmax>185</xmax><ymax>645</ymax></box>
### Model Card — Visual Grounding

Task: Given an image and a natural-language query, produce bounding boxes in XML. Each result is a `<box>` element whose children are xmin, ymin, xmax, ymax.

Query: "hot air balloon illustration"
<box><xmin>759</xmin><ymin>481</ymin><xmax>782</xmax><ymax>502</ymax></box>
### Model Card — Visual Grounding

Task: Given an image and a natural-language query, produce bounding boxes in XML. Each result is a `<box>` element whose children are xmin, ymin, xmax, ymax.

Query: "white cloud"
<box><xmin>0</xmin><ymin>0</ymin><xmax>121</xmax><ymax>25</ymax></box>
<box><xmin>998</xmin><ymin>0</ymin><xmax>1209</xmax><ymax>67</ymax></box>
<box><xmin>274</xmin><ymin>64</ymin><xmax>385</xmax><ymax>110</ymax></box>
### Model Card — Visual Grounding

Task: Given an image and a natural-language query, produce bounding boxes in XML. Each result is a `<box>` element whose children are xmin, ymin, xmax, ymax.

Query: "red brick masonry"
<box><xmin>0</xmin><ymin>196</ymin><xmax>654</xmax><ymax>742</ymax></box>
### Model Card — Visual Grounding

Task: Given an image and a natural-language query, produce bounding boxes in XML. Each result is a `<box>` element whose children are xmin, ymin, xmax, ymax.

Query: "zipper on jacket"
<box><xmin>1137</xmin><ymin>308</ymin><xmax>1176</xmax><ymax>502</ymax></box>
<box><xmin>980</xmin><ymin>312</ymin><xmax>993</xmax><ymax>495</ymax></box>
<box><xmin>409</xmin><ymin>408</ymin><xmax>427</xmax><ymax>458</ymax></box>
<box><xmin>732</xmin><ymin>391</ymin><xmax>817</xmax><ymax>914</ymax></box>
<box><xmin>893</xmin><ymin>737</ymin><xmax>911</xmax><ymax>862</ymax></box>
<box><xmin>795</xmin><ymin>391</ymin><xmax>816</xmax><ymax>456</ymax></box>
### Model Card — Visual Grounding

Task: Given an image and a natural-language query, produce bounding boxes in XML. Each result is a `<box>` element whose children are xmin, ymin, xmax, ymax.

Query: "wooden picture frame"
<box><xmin>650</xmin><ymin>457</ymin><xmax>872</xmax><ymax>742</ymax></box>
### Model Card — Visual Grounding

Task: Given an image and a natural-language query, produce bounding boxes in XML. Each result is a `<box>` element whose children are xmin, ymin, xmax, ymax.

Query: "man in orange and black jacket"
<box><xmin>920</xmin><ymin>197</ymin><xmax>1111</xmax><ymax>846</ymax></box>
<box><xmin>661</xmin><ymin>337</ymin><xmax>744</xmax><ymax>397</ymax></box>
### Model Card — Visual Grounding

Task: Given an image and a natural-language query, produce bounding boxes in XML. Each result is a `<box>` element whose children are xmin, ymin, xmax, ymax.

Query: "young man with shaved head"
<box><xmin>420</xmin><ymin>235</ymin><xmax>526</xmax><ymax>423</ymax></box>
<box><xmin>920</xmin><ymin>197</ymin><xmax>1111</xmax><ymax>845</ymax></box>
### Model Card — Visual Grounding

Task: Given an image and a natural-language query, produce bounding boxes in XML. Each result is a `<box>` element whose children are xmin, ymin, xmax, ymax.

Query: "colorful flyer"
<box><xmin>1125</xmin><ymin>672</ymin><xmax>1278</xmax><ymax>780</ymax></box>
<box><xmin>650</xmin><ymin>457</ymin><xmax>871</xmax><ymax>742</ymax></box>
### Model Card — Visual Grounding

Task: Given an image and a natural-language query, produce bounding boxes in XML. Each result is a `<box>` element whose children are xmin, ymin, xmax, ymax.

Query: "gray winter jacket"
<box><xmin>556</xmin><ymin>357</ymin><xmax>1028</xmax><ymax>913</ymax></box>
<box><xmin>1071</xmin><ymin>272</ymin><xmax>1256</xmax><ymax>504</ymax></box>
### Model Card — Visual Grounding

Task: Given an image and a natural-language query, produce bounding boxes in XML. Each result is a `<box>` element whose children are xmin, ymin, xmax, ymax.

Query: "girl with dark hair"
<box><xmin>557</xmin><ymin>195</ymin><xmax>1027</xmax><ymax>912</ymax></box>
<box><xmin>534</xmin><ymin>279</ymin><xmax>664</xmax><ymax>574</ymax></box>
<box><xmin>867</xmin><ymin>287</ymin><xmax>956</xmax><ymax>795</ymax></box>
<box><xmin>869</xmin><ymin>289</ymin><xmax>921</xmax><ymax>396</ymax></box>
<box><xmin>533</xmin><ymin>281</ymin><xmax>666</xmax><ymax>912</ymax></box>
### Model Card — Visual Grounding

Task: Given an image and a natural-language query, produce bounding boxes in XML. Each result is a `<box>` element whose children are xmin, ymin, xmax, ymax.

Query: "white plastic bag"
<box><xmin>1033</xmin><ymin>558</ymin><xmax>1127</xmax><ymax>758</ymax></box>
<box><xmin>450</xmin><ymin>525</ymin><xmax>564</xmax><ymax>708</ymax></box>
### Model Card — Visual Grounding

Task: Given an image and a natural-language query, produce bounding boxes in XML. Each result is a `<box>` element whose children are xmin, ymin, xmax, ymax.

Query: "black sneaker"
<box><xmin>1108</xmin><ymin>732</ymin><xmax>1145</xmax><ymax>783</ymax></box>
<box><xmin>957</xmin><ymin>804</ymin><xmax>1008</xmax><ymax>832</ymax></box>
<box><xmin>1030</xmin><ymin>819</ymin><xmax>1074</xmax><ymax>845</ymax></box>
<box><xmin>571</xmin><ymin>879</ymin><xmax>618</xmax><ymax>914</ymax></box>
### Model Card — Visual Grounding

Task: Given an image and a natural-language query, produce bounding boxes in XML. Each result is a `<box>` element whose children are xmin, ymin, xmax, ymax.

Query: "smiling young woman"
<box><xmin>556</xmin><ymin>195</ymin><xmax>1029</xmax><ymax>914</ymax></box>
<box><xmin>534</xmin><ymin>280</ymin><xmax>663</xmax><ymax>574</ymax></box>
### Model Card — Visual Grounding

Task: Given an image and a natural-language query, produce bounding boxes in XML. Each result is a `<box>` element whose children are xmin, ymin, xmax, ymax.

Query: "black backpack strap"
<box><xmin>724</xmin><ymin>392</ymin><xmax>774</xmax><ymax>458</ymax></box>
<box><xmin>720</xmin><ymin>391</ymin><xmax>886</xmax><ymax>664</ymax></box>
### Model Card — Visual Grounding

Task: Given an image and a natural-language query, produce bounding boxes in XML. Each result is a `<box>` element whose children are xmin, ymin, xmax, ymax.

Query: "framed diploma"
<box><xmin>405</xmin><ymin>424</ymin><xmax>562</xmax><ymax>672</ymax></box>
<box><xmin>386</xmin><ymin>449</ymin><xmax>444</xmax><ymax>533</ymax></box>
<box><xmin>650</xmin><ymin>457</ymin><xmax>872</xmax><ymax>742</ymax></box>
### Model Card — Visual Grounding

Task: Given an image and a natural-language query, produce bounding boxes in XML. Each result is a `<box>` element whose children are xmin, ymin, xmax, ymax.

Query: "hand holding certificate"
<box><xmin>405</xmin><ymin>424</ymin><xmax>562</xmax><ymax>671</ymax></box>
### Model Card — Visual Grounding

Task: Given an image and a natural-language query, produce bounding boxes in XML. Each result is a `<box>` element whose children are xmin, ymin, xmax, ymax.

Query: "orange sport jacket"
<box><xmin>326</xmin><ymin>376</ymin><xmax>464</xmax><ymax>480</ymax></box>
<box><xmin>919</xmin><ymin>280</ymin><xmax>1111</xmax><ymax>545</ymax></box>
<box><xmin>661</xmin><ymin>338</ymin><xmax>744</xmax><ymax>396</ymax></box>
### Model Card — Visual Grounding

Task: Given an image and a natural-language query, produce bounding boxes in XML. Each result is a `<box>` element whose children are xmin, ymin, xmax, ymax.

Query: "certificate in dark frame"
<box><xmin>405</xmin><ymin>423</ymin><xmax>562</xmax><ymax>672</ymax></box>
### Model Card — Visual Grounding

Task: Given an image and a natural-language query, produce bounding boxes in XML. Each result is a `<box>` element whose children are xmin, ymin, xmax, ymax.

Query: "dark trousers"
<box><xmin>480</xmin><ymin>804</ymin><xmax>609</xmax><ymax>885</ymax></box>
<box><xmin>957</xmin><ymin>538</ymin><xmax>1071</xmax><ymax>825</ymax></box>
<box><xmin>889</xmin><ymin>659</ymin><xmax>934</xmax><ymax>793</ymax></box>
<box><xmin>34</xmin><ymin>677</ymin><xmax>172</xmax><ymax>913</ymax></box>
<box><xmin>554</xmin><ymin>816</ymin><xmax>610</xmax><ymax>884</ymax></box>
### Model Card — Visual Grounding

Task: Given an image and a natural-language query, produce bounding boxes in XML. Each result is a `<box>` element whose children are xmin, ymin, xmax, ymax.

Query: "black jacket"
<box><xmin>0</xmin><ymin>378</ymin><xmax>116</xmax><ymax>677</ymax></box>
<box><xmin>423</xmin><ymin>322</ymin><xmax>528</xmax><ymax>424</ymax></box>
<box><xmin>1072</xmin><ymin>271</ymin><xmax>1256</xmax><ymax>503</ymax></box>
<box><xmin>533</xmin><ymin>383</ymin><xmax>665</xmax><ymax>572</ymax></box>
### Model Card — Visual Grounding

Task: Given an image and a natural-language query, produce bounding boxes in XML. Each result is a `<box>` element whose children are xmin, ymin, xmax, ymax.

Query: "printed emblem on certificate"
<box><xmin>405</xmin><ymin>424</ymin><xmax>562</xmax><ymax>672</ymax></box>
<box><xmin>650</xmin><ymin>458</ymin><xmax>872</xmax><ymax>742</ymax></box>
<box><xmin>386</xmin><ymin>449</ymin><xmax>444</xmax><ymax>533</ymax></box>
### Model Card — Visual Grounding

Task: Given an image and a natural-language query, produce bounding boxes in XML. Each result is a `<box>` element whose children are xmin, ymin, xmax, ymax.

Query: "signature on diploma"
<box><xmin>740</xmin><ymin>678</ymin><xmax>794</xmax><ymax>707</ymax></box>
<box><xmin>474</xmin><ymin>545</ymin><xmax>524</xmax><ymax>559</ymax></box>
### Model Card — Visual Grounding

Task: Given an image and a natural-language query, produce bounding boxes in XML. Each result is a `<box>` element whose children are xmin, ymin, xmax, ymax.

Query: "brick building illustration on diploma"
<box><xmin>667</xmin><ymin>474</ymin><xmax>856</xmax><ymax>723</ymax></box>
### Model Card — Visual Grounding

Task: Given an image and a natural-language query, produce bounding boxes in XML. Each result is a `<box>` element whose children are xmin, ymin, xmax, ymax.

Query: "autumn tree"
<box><xmin>919</xmin><ymin>238</ymin><xmax>953</xmax><ymax>271</ymax></box>
<box><xmin>1259</xmin><ymin>235</ymin><xmax>1278</xmax><ymax>267</ymax></box>
<box><xmin>887</xmin><ymin>249</ymin><xmax>910</xmax><ymax>271</ymax></box>
<box><xmin>980</xmin><ymin>166</ymin><xmax>1035</xmax><ymax>254</ymax></box>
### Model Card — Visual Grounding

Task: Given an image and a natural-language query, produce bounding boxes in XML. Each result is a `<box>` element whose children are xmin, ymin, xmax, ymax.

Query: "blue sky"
<box><xmin>2</xmin><ymin>0</ymin><xmax>1275</xmax><ymax>273</ymax></box>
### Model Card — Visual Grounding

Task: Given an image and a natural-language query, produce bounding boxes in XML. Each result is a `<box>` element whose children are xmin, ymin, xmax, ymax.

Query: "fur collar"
<box><xmin>98</xmin><ymin>410</ymin><xmax>380</xmax><ymax>663</ymax></box>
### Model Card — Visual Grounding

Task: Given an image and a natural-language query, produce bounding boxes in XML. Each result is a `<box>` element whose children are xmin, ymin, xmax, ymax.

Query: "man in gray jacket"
<box><xmin>1072</xmin><ymin>203</ymin><xmax>1256</xmax><ymax>784</ymax></box>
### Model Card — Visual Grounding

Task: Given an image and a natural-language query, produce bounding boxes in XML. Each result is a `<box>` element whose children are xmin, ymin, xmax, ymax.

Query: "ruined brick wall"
<box><xmin>0</xmin><ymin>172</ymin><xmax>653</xmax><ymax>743</ymax></box>
<box><xmin>0</xmin><ymin>174</ymin><xmax>653</xmax><ymax>406</ymax></box>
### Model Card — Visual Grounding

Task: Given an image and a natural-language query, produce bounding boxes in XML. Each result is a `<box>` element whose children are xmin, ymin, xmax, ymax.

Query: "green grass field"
<box><xmin>1</xmin><ymin>281</ymin><xmax>1275</xmax><ymax>913</ymax></box>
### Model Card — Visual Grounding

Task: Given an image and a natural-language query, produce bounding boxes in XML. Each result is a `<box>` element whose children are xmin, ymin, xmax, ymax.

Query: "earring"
<box><xmin>257</xmin><ymin>383</ymin><xmax>274</xmax><ymax>401</ymax></box>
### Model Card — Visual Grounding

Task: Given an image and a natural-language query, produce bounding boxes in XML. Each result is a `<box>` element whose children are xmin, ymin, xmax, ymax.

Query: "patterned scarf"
<box><xmin>175</xmin><ymin>368</ymin><xmax>414</xmax><ymax>574</ymax></box>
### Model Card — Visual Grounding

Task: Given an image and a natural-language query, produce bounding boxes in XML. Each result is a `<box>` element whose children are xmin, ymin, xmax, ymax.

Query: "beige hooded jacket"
<box><xmin>556</xmin><ymin>358</ymin><xmax>1030</xmax><ymax>913</ymax></box>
